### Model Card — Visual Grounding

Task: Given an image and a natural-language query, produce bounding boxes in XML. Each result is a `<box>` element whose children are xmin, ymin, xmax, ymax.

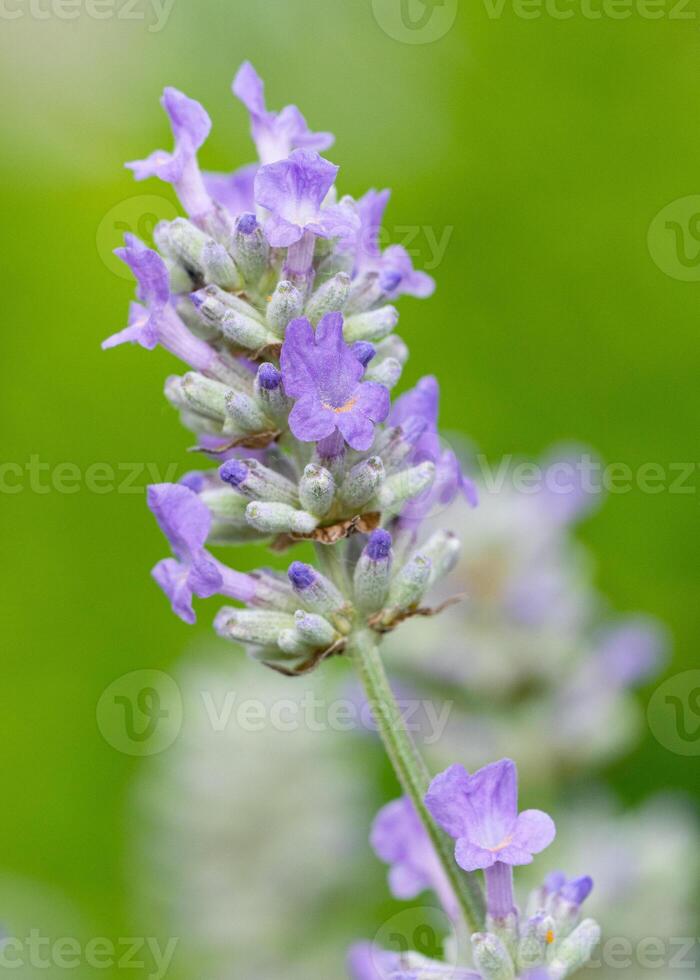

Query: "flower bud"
<box><xmin>220</xmin><ymin>459</ymin><xmax>298</xmax><ymax>505</ymax></box>
<box><xmin>176</xmin><ymin>297</ymin><xmax>219</xmax><ymax>342</ymax></box>
<box><xmin>244</xmin><ymin>502</ymin><xmax>318</xmax><ymax>535</ymax></box>
<box><xmin>344</xmin><ymin>271</ymin><xmax>383</xmax><ymax>314</ymax></box>
<box><xmin>199</xmin><ymin>487</ymin><xmax>249</xmax><ymax>526</ymax></box>
<box><xmin>298</xmin><ymin>464</ymin><xmax>336</xmax><ymax>517</ymax></box>
<box><xmin>417</xmin><ymin>529</ymin><xmax>461</xmax><ymax>585</ymax></box>
<box><xmin>221</xmin><ymin>309</ymin><xmax>278</xmax><ymax>351</ymax></box>
<box><xmin>515</xmin><ymin>913</ymin><xmax>553</xmax><ymax>972</ymax></box>
<box><xmin>384</xmin><ymin>553</ymin><xmax>432</xmax><ymax>616</ymax></box>
<box><xmin>250</xmin><ymin>570</ymin><xmax>299</xmax><ymax>613</ymax></box>
<box><xmin>548</xmin><ymin>919</ymin><xmax>601</xmax><ymax>979</ymax></box>
<box><xmin>214</xmin><ymin>608</ymin><xmax>295</xmax><ymax>647</ymax></box>
<box><xmin>201</xmin><ymin>239</ymin><xmax>241</xmax><ymax>290</ymax></box>
<box><xmin>375</xmin><ymin>334</ymin><xmax>409</xmax><ymax>365</ymax></box>
<box><xmin>230</xmin><ymin>212</ymin><xmax>269</xmax><ymax>286</ymax></box>
<box><xmin>340</xmin><ymin>456</ymin><xmax>385</xmax><ymax>511</ymax></box>
<box><xmin>376</xmin><ymin>462</ymin><xmax>436</xmax><ymax>512</ymax></box>
<box><xmin>471</xmin><ymin>932</ymin><xmax>516</xmax><ymax>980</ymax></box>
<box><xmin>193</xmin><ymin>284</ymin><xmax>266</xmax><ymax>328</ymax></box>
<box><xmin>277</xmin><ymin>628</ymin><xmax>315</xmax><ymax>657</ymax></box>
<box><xmin>288</xmin><ymin>562</ymin><xmax>348</xmax><ymax>620</ymax></box>
<box><xmin>374</xmin><ymin>418</ymin><xmax>428</xmax><ymax>472</ymax></box>
<box><xmin>305</xmin><ymin>272</ymin><xmax>350</xmax><ymax>324</ymax></box>
<box><xmin>225</xmin><ymin>390</ymin><xmax>274</xmax><ymax>435</ymax></box>
<box><xmin>266</xmin><ymin>280</ymin><xmax>304</xmax><ymax>337</ymax></box>
<box><xmin>293</xmin><ymin>610</ymin><xmax>337</xmax><ymax>648</ymax></box>
<box><xmin>253</xmin><ymin>363</ymin><xmax>290</xmax><ymax>426</ymax></box>
<box><xmin>365</xmin><ymin>355</ymin><xmax>402</xmax><ymax>389</ymax></box>
<box><xmin>353</xmin><ymin>529</ymin><xmax>393</xmax><ymax>613</ymax></box>
<box><xmin>180</xmin><ymin>372</ymin><xmax>231</xmax><ymax>421</ymax></box>
<box><xmin>343</xmin><ymin>305</ymin><xmax>399</xmax><ymax>343</ymax></box>
<box><xmin>351</xmin><ymin>341</ymin><xmax>376</xmax><ymax>368</ymax></box>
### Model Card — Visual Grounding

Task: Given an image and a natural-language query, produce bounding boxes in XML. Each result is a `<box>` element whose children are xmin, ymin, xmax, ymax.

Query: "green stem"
<box><xmin>349</xmin><ymin>627</ymin><xmax>485</xmax><ymax>935</ymax></box>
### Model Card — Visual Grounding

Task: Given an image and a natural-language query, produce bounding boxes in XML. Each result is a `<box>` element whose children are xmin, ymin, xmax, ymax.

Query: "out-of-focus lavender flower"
<box><xmin>126</xmin><ymin>87</ymin><xmax>212</xmax><ymax>217</ymax></box>
<box><xmin>203</xmin><ymin>163</ymin><xmax>257</xmax><ymax>216</ymax></box>
<box><xmin>352</xmin><ymin>189</ymin><xmax>435</xmax><ymax>299</ymax></box>
<box><xmin>389</xmin><ymin>377</ymin><xmax>477</xmax><ymax>529</ymax></box>
<box><xmin>280</xmin><ymin>313</ymin><xmax>390</xmax><ymax>450</ymax></box>
<box><xmin>234</xmin><ymin>60</ymin><xmax>334</xmax><ymax>165</ymax></box>
<box><xmin>371</xmin><ymin>797</ymin><xmax>458</xmax><ymax>921</ymax></box>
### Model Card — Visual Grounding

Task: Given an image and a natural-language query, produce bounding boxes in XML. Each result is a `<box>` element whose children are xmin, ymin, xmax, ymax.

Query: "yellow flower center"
<box><xmin>322</xmin><ymin>397</ymin><xmax>358</xmax><ymax>415</ymax></box>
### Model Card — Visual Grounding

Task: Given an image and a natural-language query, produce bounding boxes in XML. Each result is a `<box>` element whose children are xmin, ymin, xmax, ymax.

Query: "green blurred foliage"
<box><xmin>0</xmin><ymin>0</ymin><xmax>697</xmax><ymax>972</ymax></box>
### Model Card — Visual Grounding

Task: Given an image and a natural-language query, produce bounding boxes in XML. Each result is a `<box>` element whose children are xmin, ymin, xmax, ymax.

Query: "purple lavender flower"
<box><xmin>426</xmin><ymin>759</ymin><xmax>555</xmax><ymax>920</ymax></box>
<box><xmin>371</xmin><ymin>797</ymin><xmax>457</xmax><ymax>918</ymax></box>
<box><xmin>280</xmin><ymin>312</ymin><xmax>390</xmax><ymax>451</ymax></box>
<box><xmin>148</xmin><ymin>483</ymin><xmax>257</xmax><ymax>623</ymax></box>
<box><xmin>202</xmin><ymin>162</ymin><xmax>257</xmax><ymax>216</ymax></box>
<box><xmin>347</xmin><ymin>943</ymin><xmax>400</xmax><ymax>980</ymax></box>
<box><xmin>254</xmin><ymin>149</ymin><xmax>357</xmax><ymax>248</ymax></box>
<box><xmin>352</xmin><ymin>189</ymin><xmax>435</xmax><ymax>299</ymax></box>
<box><xmin>543</xmin><ymin>871</ymin><xmax>594</xmax><ymax>908</ymax></box>
<box><xmin>389</xmin><ymin>376</ymin><xmax>477</xmax><ymax>524</ymax></box>
<box><xmin>233</xmin><ymin>61</ymin><xmax>334</xmax><ymax>165</ymax></box>
<box><xmin>426</xmin><ymin>759</ymin><xmax>555</xmax><ymax>872</ymax></box>
<box><xmin>126</xmin><ymin>87</ymin><xmax>212</xmax><ymax>217</ymax></box>
<box><xmin>102</xmin><ymin>235</ymin><xmax>216</xmax><ymax>371</ymax></box>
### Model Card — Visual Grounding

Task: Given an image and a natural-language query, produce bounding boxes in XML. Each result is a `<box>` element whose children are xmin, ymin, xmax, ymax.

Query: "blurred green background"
<box><xmin>1</xmin><ymin>0</ymin><xmax>698</xmax><ymax>972</ymax></box>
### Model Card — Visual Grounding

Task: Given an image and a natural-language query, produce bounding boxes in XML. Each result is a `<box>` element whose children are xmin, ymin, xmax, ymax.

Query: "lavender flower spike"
<box><xmin>126</xmin><ymin>87</ymin><xmax>212</xmax><ymax>217</ymax></box>
<box><xmin>102</xmin><ymin>235</ymin><xmax>219</xmax><ymax>373</ymax></box>
<box><xmin>280</xmin><ymin>312</ymin><xmax>390</xmax><ymax>451</ymax></box>
<box><xmin>426</xmin><ymin>759</ymin><xmax>556</xmax><ymax>920</ymax></box>
<box><xmin>254</xmin><ymin>148</ymin><xmax>357</xmax><ymax>248</ymax></box>
<box><xmin>233</xmin><ymin>61</ymin><xmax>334</xmax><ymax>165</ymax></box>
<box><xmin>148</xmin><ymin>483</ymin><xmax>257</xmax><ymax>624</ymax></box>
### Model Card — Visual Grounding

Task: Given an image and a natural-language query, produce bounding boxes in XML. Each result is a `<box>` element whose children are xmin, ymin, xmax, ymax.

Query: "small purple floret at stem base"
<box><xmin>366</xmin><ymin>529</ymin><xmax>392</xmax><ymax>561</ymax></box>
<box><xmin>288</xmin><ymin>561</ymin><xmax>316</xmax><ymax>590</ymax></box>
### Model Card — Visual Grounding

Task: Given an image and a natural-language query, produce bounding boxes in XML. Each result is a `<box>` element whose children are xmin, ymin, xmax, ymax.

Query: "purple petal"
<box><xmin>356</xmin><ymin>188</ymin><xmax>391</xmax><ymax>266</ymax></box>
<box><xmin>255</xmin><ymin>149</ymin><xmax>338</xmax><ymax>239</ymax></box>
<box><xmin>511</xmin><ymin>809</ymin><xmax>556</xmax><ymax>857</ymax></box>
<box><xmin>232</xmin><ymin>61</ymin><xmax>267</xmax><ymax>117</ymax></box>
<box><xmin>355</xmin><ymin>381</ymin><xmax>391</xmax><ymax>424</ymax></box>
<box><xmin>465</xmin><ymin>759</ymin><xmax>519</xmax><ymax>848</ymax></box>
<box><xmin>115</xmin><ymin>235</ymin><xmax>170</xmax><ymax>308</ymax></box>
<box><xmin>380</xmin><ymin>244</ymin><xmax>435</xmax><ymax>299</ymax></box>
<box><xmin>425</xmin><ymin>764</ymin><xmax>472</xmax><ymax>838</ymax></box>
<box><xmin>126</xmin><ymin>87</ymin><xmax>210</xmax><ymax>185</ymax></box>
<box><xmin>347</xmin><ymin>943</ymin><xmax>399</xmax><ymax>980</ymax></box>
<box><xmin>390</xmin><ymin>376</ymin><xmax>439</xmax><ymax>431</ymax></box>
<box><xmin>280</xmin><ymin>317</ymin><xmax>318</xmax><ymax>397</ymax></box>
<box><xmin>152</xmin><ymin>557</ymin><xmax>196</xmax><ymax>624</ymax></box>
<box><xmin>147</xmin><ymin>483</ymin><xmax>211</xmax><ymax>560</ymax></box>
<box><xmin>454</xmin><ymin>838</ymin><xmax>497</xmax><ymax>872</ymax></box>
<box><xmin>288</xmin><ymin>395</ymin><xmax>337</xmax><ymax>443</ymax></box>
<box><xmin>202</xmin><ymin>163</ymin><xmax>258</xmax><ymax>215</ymax></box>
<box><xmin>335</xmin><ymin>410</ymin><xmax>375</xmax><ymax>452</ymax></box>
<box><xmin>101</xmin><ymin>304</ymin><xmax>158</xmax><ymax>351</ymax></box>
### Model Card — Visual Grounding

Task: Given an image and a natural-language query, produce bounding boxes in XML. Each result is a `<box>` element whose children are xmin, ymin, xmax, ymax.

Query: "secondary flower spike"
<box><xmin>280</xmin><ymin>312</ymin><xmax>390</xmax><ymax>451</ymax></box>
